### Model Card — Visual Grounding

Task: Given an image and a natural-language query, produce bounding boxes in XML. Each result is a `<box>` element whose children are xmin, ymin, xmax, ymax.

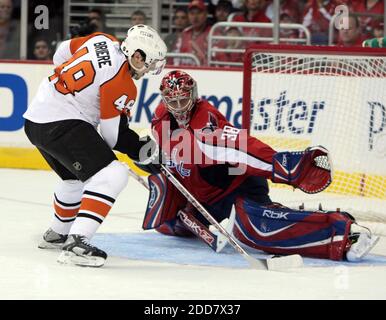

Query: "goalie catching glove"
<box><xmin>272</xmin><ymin>146</ymin><xmax>332</xmax><ymax>194</ymax></box>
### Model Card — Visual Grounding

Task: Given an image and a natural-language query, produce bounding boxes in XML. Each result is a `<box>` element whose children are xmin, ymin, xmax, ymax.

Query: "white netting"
<box><xmin>247</xmin><ymin>49</ymin><xmax>386</xmax><ymax>233</ymax></box>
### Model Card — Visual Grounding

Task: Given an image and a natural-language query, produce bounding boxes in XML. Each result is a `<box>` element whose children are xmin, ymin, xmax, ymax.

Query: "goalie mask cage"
<box><xmin>243</xmin><ymin>44</ymin><xmax>386</xmax><ymax>234</ymax></box>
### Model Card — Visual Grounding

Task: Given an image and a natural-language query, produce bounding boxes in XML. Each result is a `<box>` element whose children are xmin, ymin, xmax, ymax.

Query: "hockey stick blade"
<box><xmin>127</xmin><ymin>167</ymin><xmax>149</xmax><ymax>190</ymax></box>
<box><xmin>266</xmin><ymin>254</ymin><xmax>303</xmax><ymax>271</ymax></box>
<box><xmin>209</xmin><ymin>207</ymin><xmax>236</xmax><ymax>253</ymax></box>
<box><xmin>245</xmin><ymin>254</ymin><xmax>267</xmax><ymax>269</ymax></box>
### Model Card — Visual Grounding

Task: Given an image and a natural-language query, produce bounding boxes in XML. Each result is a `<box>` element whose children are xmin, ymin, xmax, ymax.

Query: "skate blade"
<box><xmin>57</xmin><ymin>251</ymin><xmax>106</xmax><ymax>267</ymax></box>
<box><xmin>38</xmin><ymin>240</ymin><xmax>64</xmax><ymax>250</ymax></box>
<box><xmin>266</xmin><ymin>254</ymin><xmax>303</xmax><ymax>271</ymax></box>
<box><xmin>358</xmin><ymin>235</ymin><xmax>380</xmax><ymax>259</ymax></box>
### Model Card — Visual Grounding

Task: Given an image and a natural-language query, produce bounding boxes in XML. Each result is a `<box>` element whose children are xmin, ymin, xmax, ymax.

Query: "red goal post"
<box><xmin>242</xmin><ymin>44</ymin><xmax>386</xmax><ymax>231</ymax></box>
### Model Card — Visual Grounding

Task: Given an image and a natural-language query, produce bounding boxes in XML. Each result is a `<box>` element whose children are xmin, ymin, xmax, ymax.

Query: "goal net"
<box><xmin>243</xmin><ymin>44</ymin><xmax>386</xmax><ymax>234</ymax></box>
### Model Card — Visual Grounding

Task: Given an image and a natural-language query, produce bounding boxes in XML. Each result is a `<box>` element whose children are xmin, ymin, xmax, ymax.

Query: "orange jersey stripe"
<box><xmin>100</xmin><ymin>61</ymin><xmax>137</xmax><ymax>120</ymax></box>
<box><xmin>54</xmin><ymin>203</ymin><xmax>79</xmax><ymax>218</ymax></box>
<box><xmin>79</xmin><ymin>197</ymin><xmax>112</xmax><ymax>218</ymax></box>
<box><xmin>70</xmin><ymin>32</ymin><xmax>119</xmax><ymax>55</ymax></box>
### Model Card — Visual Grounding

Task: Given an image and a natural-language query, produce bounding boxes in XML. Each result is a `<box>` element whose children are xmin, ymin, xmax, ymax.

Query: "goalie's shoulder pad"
<box><xmin>152</xmin><ymin>103</ymin><xmax>170</xmax><ymax>127</ymax></box>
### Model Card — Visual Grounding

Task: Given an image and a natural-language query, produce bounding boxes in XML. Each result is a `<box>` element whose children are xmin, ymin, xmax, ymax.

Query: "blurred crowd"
<box><xmin>0</xmin><ymin>0</ymin><xmax>385</xmax><ymax>66</ymax></box>
<box><xmin>166</xmin><ymin>0</ymin><xmax>385</xmax><ymax>66</ymax></box>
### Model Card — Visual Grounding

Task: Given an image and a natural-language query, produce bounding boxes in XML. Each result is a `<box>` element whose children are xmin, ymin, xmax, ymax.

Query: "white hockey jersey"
<box><xmin>23</xmin><ymin>32</ymin><xmax>137</xmax><ymax>148</ymax></box>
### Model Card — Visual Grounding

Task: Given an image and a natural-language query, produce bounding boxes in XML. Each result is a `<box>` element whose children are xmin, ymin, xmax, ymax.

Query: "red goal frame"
<box><xmin>242</xmin><ymin>44</ymin><xmax>386</xmax><ymax>134</ymax></box>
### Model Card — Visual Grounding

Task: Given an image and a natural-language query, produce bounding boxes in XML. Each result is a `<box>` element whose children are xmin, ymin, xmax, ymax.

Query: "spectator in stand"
<box><xmin>337</xmin><ymin>15</ymin><xmax>365</xmax><ymax>47</ymax></box>
<box><xmin>212</xmin><ymin>26</ymin><xmax>244</xmax><ymax>66</ymax></box>
<box><xmin>371</xmin><ymin>19</ymin><xmax>384</xmax><ymax>38</ymax></box>
<box><xmin>70</xmin><ymin>9</ymin><xmax>113</xmax><ymax>38</ymax></box>
<box><xmin>164</xmin><ymin>8</ymin><xmax>189</xmax><ymax>52</ymax></box>
<box><xmin>32</xmin><ymin>38</ymin><xmax>52</xmax><ymax>60</ymax></box>
<box><xmin>351</xmin><ymin>0</ymin><xmax>384</xmax><ymax>37</ymax></box>
<box><xmin>231</xmin><ymin>0</ymin><xmax>272</xmax><ymax>40</ymax></box>
<box><xmin>211</xmin><ymin>0</ymin><xmax>243</xmax><ymax>10</ymax></box>
<box><xmin>232</xmin><ymin>0</ymin><xmax>271</xmax><ymax>23</ymax></box>
<box><xmin>210</xmin><ymin>1</ymin><xmax>235</xmax><ymax>61</ymax></box>
<box><xmin>0</xmin><ymin>0</ymin><xmax>19</xmax><ymax>59</ymax></box>
<box><xmin>266</xmin><ymin>0</ymin><xmax>300</xmax><ymax>23</ymax></box>
<box><xmin>302</xmin><ymin>0</ymin><xmax>344</xmax><ymax>45</ymax></box>
<box><xmin>264</xmin><ymin>0</ymin><xmax>302</xmax><ymax>42</ymax></box>
<box><xmin>362</xmin><ymin>34</ymin><xmax>386</xmax><ymax>47</ymax></box>
<box><xmin>88</xmin><ymin>9</ymin><xmax>114</xmax><ymax>34</ymax></box>
<box><xmin>177</xmin><ymin>0</ymin><xmax>217</xmax><ymax>20</ymax></box>
<box><xmin>279</xmin><ymin>12</ymin><xmax>300</xmax><ymax>43</ymax></box>
<box><xmin>175</xmin><ymin>0</ymin><xmax>212</xmax><ymax>66</ymax></box>
<box><xmin>215</xmin><ymin>0</ymin><xmax>234</xmax><ymax>22</ymax></box>
<box><xmin>131</xmin><ymin>10</ymin><xmax>147</xmax><ymax>26</ymax></box>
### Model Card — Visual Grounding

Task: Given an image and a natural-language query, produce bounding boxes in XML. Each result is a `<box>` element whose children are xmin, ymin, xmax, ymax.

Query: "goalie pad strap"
<box><xmin>233</xmin><ymin>198</ymin><xmax>353</xmax><ymax>260</ymax></box>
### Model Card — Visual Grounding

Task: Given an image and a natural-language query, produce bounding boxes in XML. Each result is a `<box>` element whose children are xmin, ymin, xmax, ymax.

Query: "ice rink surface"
<box><xmin>1</xmin><ymin>168</ymin><xmax>386</xmax><ymax>300</ymax></box>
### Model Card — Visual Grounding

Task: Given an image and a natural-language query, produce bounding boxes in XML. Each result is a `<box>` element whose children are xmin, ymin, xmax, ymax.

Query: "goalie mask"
<box><xmin>160</xmin><ymin>70</ymin><xmax>198</xmax><ymax>127</ymax></box>
<box><xmin>121</xmin><ymin>24</ymin><xmax>167</xmax><ymax>80</ymax></box>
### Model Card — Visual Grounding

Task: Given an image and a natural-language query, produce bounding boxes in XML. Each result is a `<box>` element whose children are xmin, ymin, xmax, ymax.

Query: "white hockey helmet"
<box><xmin>121</xmin><ymin>24</ymin><xmax>167</xmax><ymax>79</ymax></box>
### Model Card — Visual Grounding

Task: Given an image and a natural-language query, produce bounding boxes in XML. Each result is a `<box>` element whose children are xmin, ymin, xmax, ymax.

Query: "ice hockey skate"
<box><xmin>38</xmin><ymin>228</ymin><xmax>68</xmax><ymax>250</ymax></box>
<box><xmin>346</xmin><ymin>232</ymin><xmax>380</xmax><ymax>262</ymax></box>
<box><xmin>57</xmin><ymin>235</ymin><xmax>107</xmax><ymax>267</ymax></box>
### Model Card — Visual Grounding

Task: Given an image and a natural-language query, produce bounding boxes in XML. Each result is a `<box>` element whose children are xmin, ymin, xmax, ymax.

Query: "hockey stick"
<box><xmin>160</xmin><ymin>164</ymin><xmax>303</xmax><ymax>271</ymax></box>
<box><xmin>127</xmin><ymin>167</ymin><xmax>150</xmax><ymax>190</ymax></box>
<box><xmin>127</xmin><ymin>166</ymin><xmax>230</xmax><ymax>253</ymax></box>
<box><xmin>177</xmin><ymin>209</ymin><xmax>232</xmax><ymax>253</ymax></box>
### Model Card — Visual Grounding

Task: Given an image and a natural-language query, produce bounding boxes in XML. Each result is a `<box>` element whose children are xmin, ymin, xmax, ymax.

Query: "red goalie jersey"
<box><xmin>151</xmin><ymin>99</ymin><xmax>277</xmax><ymax>205</ymax></box>
<box><xmin>144</xmin><ymin>70</ymin><xmax>377</xmax><ymax>263</ymax></box>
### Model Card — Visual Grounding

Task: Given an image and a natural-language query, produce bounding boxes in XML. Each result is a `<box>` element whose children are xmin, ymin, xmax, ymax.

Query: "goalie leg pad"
<box><xmin>142</xmin><ymin>173</ymin><xmax>187</xmax><ymax>230</ymax></box>
<box><xmin>155</xmin><ymin>219</ymin><xmax>195</xmax><ymax>237</ymax></box>
<box><xmin>233</xmin><ymin>198</ymin><xmax>353</xmax><ymax>260</ymax></box>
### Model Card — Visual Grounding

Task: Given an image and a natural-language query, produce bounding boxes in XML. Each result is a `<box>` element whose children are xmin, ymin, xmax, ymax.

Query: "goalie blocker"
<box><xmin>142</xmin><ymin>173</ymin><xmax>378</xmax><ymax>261</ymax></box>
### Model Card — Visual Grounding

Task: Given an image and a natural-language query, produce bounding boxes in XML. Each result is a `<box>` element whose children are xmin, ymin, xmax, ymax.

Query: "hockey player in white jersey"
<box><xmin>23</xmin><ymin>25</ymin><xmax>167</xmax><ymax>267</ymax></box>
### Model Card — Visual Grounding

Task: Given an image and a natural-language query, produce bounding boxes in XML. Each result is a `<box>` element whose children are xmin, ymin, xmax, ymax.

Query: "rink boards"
<box><xmin>1</xmin><ymin>60</ymin><xmax>385</xmax><ymax>201</ymax></box>
<box><xmin>0</xmin><ymin>61</ymin><xmax>243</xmax><ymax>175</ymax></box>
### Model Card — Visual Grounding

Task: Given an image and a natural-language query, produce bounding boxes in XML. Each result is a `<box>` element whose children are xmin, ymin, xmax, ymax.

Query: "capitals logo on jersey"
<box><xmin>166</xmin><ymin>148</ymin><xmax>191</xmax><ymax>177</ymax></box>
<box><xmin>201</xmin><ymin>112</ymin><xmax>218</xmax><ymax>134</ymax></box>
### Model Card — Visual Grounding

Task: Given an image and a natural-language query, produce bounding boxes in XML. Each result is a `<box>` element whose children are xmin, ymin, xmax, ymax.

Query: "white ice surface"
<box><xmin>1</xmin><ymin>168</ymin><xmax>386</xmax><ymax>300</ymax></box>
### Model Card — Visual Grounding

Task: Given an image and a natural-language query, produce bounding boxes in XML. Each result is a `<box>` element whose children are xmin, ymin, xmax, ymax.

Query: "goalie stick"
<box><xmin>127</xmin><ymin>167</ymin><xmax>150</xmax><ymax>190</ymax></box>
<box><xmin>159</xmin><ymin>164</ymin><xmax>303</xmax><ymax>271</ymax></box>
<box><xmin>127</xmin><ymin>166</ymin><xmax>231</xmax><ymax>253</ymax></box>
<box><xmin>128</xmin><ymin>165</ymin><xmax>303</xmax><ymax>270</ymax></box>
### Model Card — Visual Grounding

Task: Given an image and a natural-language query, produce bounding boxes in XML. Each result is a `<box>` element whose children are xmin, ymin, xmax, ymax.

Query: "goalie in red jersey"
<box><xmin>137</xmin><ymin>70</ymin><xmax>379</xmax><ymax>262</ymax></box>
